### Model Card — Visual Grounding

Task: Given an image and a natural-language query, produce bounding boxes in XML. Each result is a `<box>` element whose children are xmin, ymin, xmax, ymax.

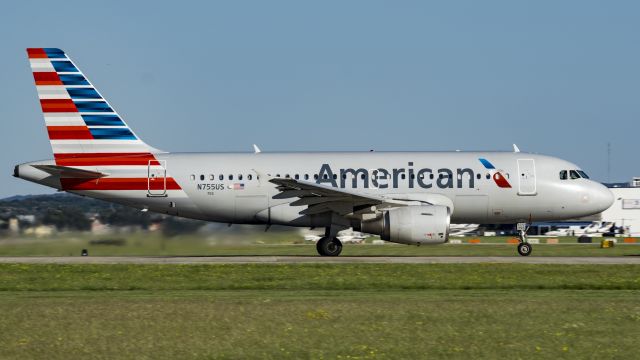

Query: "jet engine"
<box><xmin>356</xmin><ymin>205</ymin><xmax>450</xmax><ymax>245</ymax></box>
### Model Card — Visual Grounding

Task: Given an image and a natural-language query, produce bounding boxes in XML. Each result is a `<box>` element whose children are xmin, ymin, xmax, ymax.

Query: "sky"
<box><xmin>1</xmin><ymin>0</ymin><xmax>638</xmax><ymax>198</ymax></box>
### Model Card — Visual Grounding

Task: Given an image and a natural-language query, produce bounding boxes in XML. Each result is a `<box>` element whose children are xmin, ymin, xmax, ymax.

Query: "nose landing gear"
<box><xmin>517</xmin><ymin>242</ymin><xmax>532</xmax><ymax>256</ymax></box>
<box><xmin>516</xmin><ymin>222</ymin><xmax>532</xmax><ymax>256</ymax></box>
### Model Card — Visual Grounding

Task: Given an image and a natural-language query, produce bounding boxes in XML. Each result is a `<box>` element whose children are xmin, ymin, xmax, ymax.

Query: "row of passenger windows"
<box><xmin>190</xmin><ymin>174</ymin><xmax>255</xmax><ymax>181</ymax></box>
<box><xmin>190</xmin><ymin>172</ymin><xmax>510</xmax><ymax>181</ymax></box>
<box><xmin>559</xmin><ymin>170</ymin><xmax>589</xmax><ymax>180</ymax></box>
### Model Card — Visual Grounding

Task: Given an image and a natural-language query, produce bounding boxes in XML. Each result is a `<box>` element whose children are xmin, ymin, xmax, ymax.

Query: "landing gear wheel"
<box><xmin>517</xmin><ymin>242</ymin><xmax>532</xmax><ymax>256</ymax></box>
<box><xmin>316</xmin><ymin>237</ymin><xmax>343</xmax><ymax>256</ymax></box>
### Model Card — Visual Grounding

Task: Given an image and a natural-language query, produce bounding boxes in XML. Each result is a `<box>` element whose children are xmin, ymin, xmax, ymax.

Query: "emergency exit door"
<box><xmin>517</xmin><ymin>159</ymin><xmax>536</xmax><ymax>196</ymax></box>
<box><xmin>147</xmin><ymin>160</ymin><xmax>167</xmax><ymax>197</ymax></box>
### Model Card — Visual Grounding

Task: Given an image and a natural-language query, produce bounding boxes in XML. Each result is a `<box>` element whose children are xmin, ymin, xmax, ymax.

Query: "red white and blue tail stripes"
<box><xmin>28</xmin><ymin>48</ymin><xmax>152</xmax><ymax>156</ymax></box>
<box><xmin>27</xmin><ymin>48</ymin><xmax>181</xmax><ymax>192</ymax></box>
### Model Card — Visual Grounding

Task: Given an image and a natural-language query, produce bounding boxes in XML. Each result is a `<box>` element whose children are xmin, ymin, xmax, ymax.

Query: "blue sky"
<box><xmin>1</xmin><ymin>0</ymin><xmax>638</xmax><ymax>198</ymax></box>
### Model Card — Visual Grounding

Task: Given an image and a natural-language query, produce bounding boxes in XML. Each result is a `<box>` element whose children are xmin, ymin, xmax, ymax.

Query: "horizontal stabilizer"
<box><xmin>32</xmin><ymin>164</ymin><xmax>107</xmax><ymax>178</ymax></box>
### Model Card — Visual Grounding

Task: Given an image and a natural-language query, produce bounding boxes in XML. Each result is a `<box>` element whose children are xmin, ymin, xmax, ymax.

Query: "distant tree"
<box><xmin>100</xmin><ymin>206</ymin><xmax>151</xmax><ymax>229</ymax></box>
<box><xmin>162</xmin><ymin>217</ymin><xmax>205</xmax><ymax>237</ymax></box>
<box><xmin>42</xmin><ymin>207</ymin><xmax>91</xmax><ymax>231</ymax></box>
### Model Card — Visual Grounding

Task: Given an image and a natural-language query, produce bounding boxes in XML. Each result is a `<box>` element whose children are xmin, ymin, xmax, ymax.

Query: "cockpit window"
<box><xmin>577</xmin><ymin>170</ymin><xmax>589</xmax><ymax>179</ymax></box>
<box><xmin>559</xmin><ymin>170</ymin><xmax>568</xmax><ymax>180</ymax></box>
<box><xmin>569</xmin><ymin>170</ymin><xmax>580</xmax><ymax>179</ymax></box>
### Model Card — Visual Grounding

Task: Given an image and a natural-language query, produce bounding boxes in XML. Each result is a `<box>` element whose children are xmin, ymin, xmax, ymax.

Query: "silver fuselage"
<box><xmin>16</xmin><ymin>151</ymin><xmax>614</xmax><ymax>229</ymax></box>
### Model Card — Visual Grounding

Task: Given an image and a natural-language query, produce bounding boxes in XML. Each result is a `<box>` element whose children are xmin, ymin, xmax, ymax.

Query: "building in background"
<box><xmin>600</xmin><ymin>177</ymin><xmax>640</xmax><ymax>236</ymax></box>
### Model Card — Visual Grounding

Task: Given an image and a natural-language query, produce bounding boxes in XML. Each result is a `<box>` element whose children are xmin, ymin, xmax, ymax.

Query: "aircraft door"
<box><xmin>147</xmin><ymin>160</ymin><xmax>167</xmax><ymax>197</ymax></box>
<box><xmin>517</xmin><ymin>159</ymin><xmax>536</xmax><ymax>196</ymax></box>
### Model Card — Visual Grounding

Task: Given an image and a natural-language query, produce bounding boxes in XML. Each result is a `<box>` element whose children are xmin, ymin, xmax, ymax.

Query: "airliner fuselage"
<box><xmin>18</xmin><ymin>151</ymin><xmax>613</xmax><ymax>228</ymax></box>
<box><xmin>14</xmin><ymin>48</ymin><xmax>615</xmax><ymax>256</ymax></box>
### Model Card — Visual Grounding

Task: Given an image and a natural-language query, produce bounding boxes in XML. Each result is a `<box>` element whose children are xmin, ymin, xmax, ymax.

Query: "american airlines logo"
<box><xmin>478</xmin><ymin>158</ymin><xmax>512</xmax><ymax>188</ymax></box>
<box><xmin>315</xmin><ymin>158</ymin><xmax>511</xmax><ymax>190</ymax></box>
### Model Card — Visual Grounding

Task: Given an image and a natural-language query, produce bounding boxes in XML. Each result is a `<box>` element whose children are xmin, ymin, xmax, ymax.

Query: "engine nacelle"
<box><xmin>358</xmin><ymin>205</ymin><xmax>450</xmax><ymax>245</ymax></box>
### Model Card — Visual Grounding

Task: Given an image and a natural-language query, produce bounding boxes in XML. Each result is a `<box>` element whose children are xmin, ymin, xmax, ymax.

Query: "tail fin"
<box><xmin>27</xmin><ymin>48</ymin><xmax>161</xmax><ymax>166</ymax></box>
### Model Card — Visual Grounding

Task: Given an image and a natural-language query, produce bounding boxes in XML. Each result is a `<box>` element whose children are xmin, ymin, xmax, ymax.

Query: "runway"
<box><xmin>0</xmin><ymin>256</ymin><xmax>638</xmax><ymax>264</ymax></box>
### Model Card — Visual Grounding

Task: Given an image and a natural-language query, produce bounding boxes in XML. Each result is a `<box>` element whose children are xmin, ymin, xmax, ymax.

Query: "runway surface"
<box><xmin>0</xmin><ymin>256</ymin><xmax>638</xmax><ymax>264</ymax></box>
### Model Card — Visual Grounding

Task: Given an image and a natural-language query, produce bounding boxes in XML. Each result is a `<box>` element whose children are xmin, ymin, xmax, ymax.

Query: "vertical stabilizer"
<box><xmin>27</xmin><ymin>48</ymin><xmax>162</xmax><ymax>166</ymax></box>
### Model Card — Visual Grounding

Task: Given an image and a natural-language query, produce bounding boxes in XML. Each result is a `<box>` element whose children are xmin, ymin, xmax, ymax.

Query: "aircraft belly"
<box><xmin>235</xmin><ymin>194</ymin><xmax>268</xmax><ymax>224</ymax></box>
<box><xmin>452</xmin><ymin>195</ymin><xmax>488</xmax><ymax>223</ymax></box>
<box><xmin>255</xmin><ymin>203</ymin><xmax>330</xmax><ymax>227</ymax></box>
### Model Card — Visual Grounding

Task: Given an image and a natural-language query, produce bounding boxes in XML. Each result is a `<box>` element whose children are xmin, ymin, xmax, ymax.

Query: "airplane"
<box><xmin>543</xmin><ymin>225</ymin><xmax>588</xmax><ymax>237</ymax></box>
<box><xmin>14</xmin><ymin>48</ymin><xmax>615</xmax><ymax>257</ymax></box>
<box><xmin>448</xmin><ymin>223</ymin><xmax>480</xmax><ymax>237</ymax></box>
<box><xmin>303</xmin><ymin>229</ymin><xmax>369</xmax><ymax>244</ymax></box>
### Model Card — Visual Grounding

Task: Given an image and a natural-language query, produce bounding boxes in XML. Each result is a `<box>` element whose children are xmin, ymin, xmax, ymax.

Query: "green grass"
<box><xmin>1</xmin><ymin>263</ymin><xmax>640</xmax><ymax>291</ymax></box>
<box><xmin>0</xmin><ymin>232</ymin><xmax>638</xmax><ymax>257</ymax></box>
<box><xmin>0</xmin><ymin>264</ymin><xmax>639</xmax><ymax>359</ymax></box>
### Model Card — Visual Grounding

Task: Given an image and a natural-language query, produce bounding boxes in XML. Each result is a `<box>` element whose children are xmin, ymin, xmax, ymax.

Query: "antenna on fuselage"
<box><xmin>512</xmin><ymin>144</ymin><xmax>521</xmax><ymax>153</ymax></box>
<box><xmin>253</xmin><ymin>144</ymin><xmax>262</xmax><ymax>154</ymax></box>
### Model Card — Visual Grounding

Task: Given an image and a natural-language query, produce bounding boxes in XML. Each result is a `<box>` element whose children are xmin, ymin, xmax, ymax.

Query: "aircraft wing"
<box><xmin>269</xmin><ymin>178</ymin><xmax>391</xmax><ymax>216</ymax></box>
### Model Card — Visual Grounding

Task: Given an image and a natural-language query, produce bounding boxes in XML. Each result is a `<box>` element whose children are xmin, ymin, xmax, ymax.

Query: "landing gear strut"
<box><xmin>316</xmin><ymin>222</ymin><xmax>346</xmax><ymax>256</ymax></box>
<box><xmin>516</xmin><ymin>222</ymin><xmax>532</xmax><ymax>256</ymax></box>
<box><xmin>316</xmin><ymin>236</ymin><xmax>343</xmax><ymax>256</ymax></box>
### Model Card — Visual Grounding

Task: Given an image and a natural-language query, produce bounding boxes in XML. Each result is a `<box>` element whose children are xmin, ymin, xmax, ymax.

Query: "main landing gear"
<box><xmin>516</xmin><ymin>222</ymin><xmax>532</xmax><ymax>256</ymax></box>
<box><xmin>316</xmin><ymin>222</ymin><xmax>346</xmax><ymax>256</ymax></box>
<box><xmin>316</xmin><ymin>236</ymin><xmax>343</xmax><ymax>256</ymax></box>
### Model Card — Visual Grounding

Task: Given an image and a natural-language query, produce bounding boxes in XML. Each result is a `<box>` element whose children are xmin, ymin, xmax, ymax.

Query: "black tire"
<box><xmin>517</xmin><ymin>242</ymin><xmax>532</xmax><ymax>256</ymax></box>
<box><xmin>316</xmin><ymin>237</ymin><xmax>343</xmax><ymax>256</ymax></box>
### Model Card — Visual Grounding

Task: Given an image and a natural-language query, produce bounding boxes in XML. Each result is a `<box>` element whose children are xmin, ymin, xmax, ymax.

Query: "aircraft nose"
<box><xmin>589</xmin><ymin>183</ymin><xmax>614</xmax><ymax>213</ymax></box>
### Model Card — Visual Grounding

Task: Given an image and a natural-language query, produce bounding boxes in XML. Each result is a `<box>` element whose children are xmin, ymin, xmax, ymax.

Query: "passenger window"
<box><xmin>486</xmin><ymin>173</ymin><xmax>490</xmax><ymax>179</ymax></box>
<box><xmin>219</xmin><ymin>174</ymin><xmax>224</xmax><ymax>181</ymax></box>
<box><xmin>200</xmin><ymin>175</ymin><xmax>205</xmax><ymax>181</ymax></box>
<box><xmin>210</xmin><ymin>174</ymin><xmax>215</xmax><ymax>180</ymax></box>
<box><xmin>285</xmin><ymin>174</ymin><xmax>290</xmax><ymax>179</ymax></box>
<box><xmin>361</xmin><ymin>174</ymin><xmax>366</xmax><ymax>180</ymax></box>
<box><xmin>333</xmin><ymin>174</ymin><xmax>337</xmax><ymax>180</ymax></box>
<box><xmin>559</xmin><ymin>170</ymin><xmax>568</xmax><ymax>180</ymax></box>
<box><xmin>190</xmin><ymin>175</ymin><xmax>196</xmax><ymax>181</ymax></box>
<box><xmin>570</xmin><ymin>170</ymin><xmax>580</xmax><ymax>179</ymax></box>
<box><xmin>238</xmin><ymin>174</ymin><xmax>243</xmax><ymax>180</ymax></box>
<box><xmin>401</xmin><ymin>174</ymin><xmax>406</xmax><ymax>180</ymax></box>
<box><xmin>248</xmin><ymin>174</ymin><xmax>253</xmax><ymax>180</ymax></box>
<box><xmin>229</xmin><ymin>174</ymin><xmax>234</xmax><ymax>180</ymax></box>
<box><xmin>294</xmin><ymin>174</ymin><xmax>299</xmax><ymax>180</ymax></box>
<box><xmin>304</xmin><ymin>174</ymin><xmax>309</xmax><ymax>180</ymax></box>
<box><xmin>314</xmin><ymin>174</ymin><xmax>318</xmax><ymax>180</ymax></box>
<box><xmin>476</xmin><ymin>173</ymin><xmax>481</xmax><ymax>180</ymax></box>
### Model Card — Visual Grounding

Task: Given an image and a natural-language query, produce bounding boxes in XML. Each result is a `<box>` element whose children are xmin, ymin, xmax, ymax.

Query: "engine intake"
<box><xmin>358</xmin><ymin>205</ymin><xmax>450</xmax><ymax>245</ymax></box>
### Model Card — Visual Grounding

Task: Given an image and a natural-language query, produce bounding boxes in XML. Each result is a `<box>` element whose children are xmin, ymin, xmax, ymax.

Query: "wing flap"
<box><xmin>290</xmin><ymin>196</ymin><xmax>351</xmax><ymax>207</ymax></box>
<box><xmin>270</xmin><ymin>178</ymin><xmax>384</xmax><ymax>216</ymax></box>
